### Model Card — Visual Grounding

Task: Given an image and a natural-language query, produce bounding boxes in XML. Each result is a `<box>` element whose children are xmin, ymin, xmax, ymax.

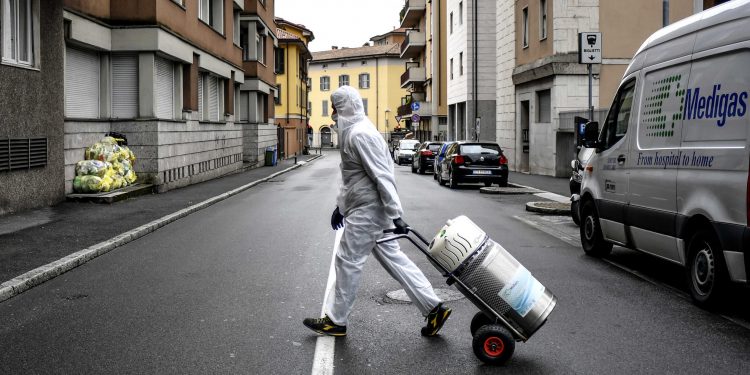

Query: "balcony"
<box><xmin>401</xmin><ymin>66</ymin><xmax>426</xmax><ymax>89</ymax></box>
<box><xmin>399</xmin><ymin>0</ymin><xmax>426</xmax><ymax>29</ymax></box>
<box><xmin>400</xmin><ymin>30</ymin><xmax>426</xmax><ymax>59</ymax></box>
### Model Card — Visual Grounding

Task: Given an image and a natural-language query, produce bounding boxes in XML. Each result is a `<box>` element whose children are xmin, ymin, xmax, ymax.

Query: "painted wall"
<box><xmin>496</xmin><ymin>1</ymin><xmax>516</xmax><ymax>169</ymax></box>
<box><xmin>0</xmin><ymin>0</ymin><xmax>65</xmax><ymax>215</ymax></box>
<box><xmin>308</xmin><ymin>57</ymin><xmax>408</xmax><ymax>142</ymax></box>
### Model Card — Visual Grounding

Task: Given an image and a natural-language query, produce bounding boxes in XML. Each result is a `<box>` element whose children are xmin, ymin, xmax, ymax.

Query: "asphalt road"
<box><xmin>2</xmin><ymin>151</ymin><xmax>750</xmax><ymax>374</ymax></box>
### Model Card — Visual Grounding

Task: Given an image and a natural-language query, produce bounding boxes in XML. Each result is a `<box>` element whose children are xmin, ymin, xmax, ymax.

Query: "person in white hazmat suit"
<box><xmin>303</xmin><ymin>86</ymin><xmax>452</xmax><ymax>337</ymax></box>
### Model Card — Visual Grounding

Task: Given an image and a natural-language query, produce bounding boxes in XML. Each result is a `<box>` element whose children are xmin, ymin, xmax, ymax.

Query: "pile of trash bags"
<box><xmin>73</xmin><ymin>136</ymin><xmax>137</xmax><ymax>194</ymax></box>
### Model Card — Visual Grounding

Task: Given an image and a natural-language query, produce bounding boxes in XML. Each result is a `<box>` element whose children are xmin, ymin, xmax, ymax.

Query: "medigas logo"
<box><xmin>683</xmin><ymin>84</ymin><xmax>748</xmax><ymax>127</ymax></box>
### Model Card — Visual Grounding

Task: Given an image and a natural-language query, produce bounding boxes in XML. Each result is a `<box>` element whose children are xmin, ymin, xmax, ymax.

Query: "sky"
<box><xmin>276</xmin><ymin>0</ymin><xmax>406</xmax><ymax>52</ymax></box>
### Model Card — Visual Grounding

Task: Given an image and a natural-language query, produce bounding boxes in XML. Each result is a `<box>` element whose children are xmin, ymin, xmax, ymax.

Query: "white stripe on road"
<box><xmin>533</xmin><ymin>192</ymin><xmax>571</xmax><ymax>203</ymax></box>
<box><xmin>311</xmin><ymin>229</ymin><xmax>343</xmax><ymax>375</ymax></box>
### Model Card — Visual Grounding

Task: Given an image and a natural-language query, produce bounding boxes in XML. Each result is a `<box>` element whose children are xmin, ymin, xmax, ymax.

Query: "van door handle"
<box><xmin>617</xmin><ymin>155</ymin><xmax>626</xmax><ymax>164</ymax></box>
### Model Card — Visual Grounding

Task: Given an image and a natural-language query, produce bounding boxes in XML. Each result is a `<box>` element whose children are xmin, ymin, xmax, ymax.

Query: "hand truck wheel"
<box><xmin>472</xmin><ymin>324</ymin><xmax>515</xmax><ymax>365</ymax></box>
<box><xmin>469</xmin><ymin>311</ymin><xmax>495</xmax><ymax>336</ymax></box>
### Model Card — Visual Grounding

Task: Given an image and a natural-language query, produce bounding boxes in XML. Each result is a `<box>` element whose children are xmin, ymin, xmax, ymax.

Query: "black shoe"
<box><xmin>421</xmin><ymin>303</ymin><xmax>452</xmax><ymax>336</ymax></box>
<box><xmin>303</xmin><ymin>315</ymin><xmax>347</xmax><ymax>337</ymax></box>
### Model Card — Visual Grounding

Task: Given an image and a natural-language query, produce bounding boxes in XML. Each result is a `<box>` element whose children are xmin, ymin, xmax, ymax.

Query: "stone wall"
<box><xmin>496</xmin><ymin>1</ymin><xmax>516</xmax><ymax>170</ymax></box>
<box><xmin>242</xmin><ymin>123</ymin><xmax>278</xmax><ymax>166</ymax></box>
<box><xmin>0</xmin><ymin>1</ymin><xmax>65</xmax><ymax>214</ymax></box>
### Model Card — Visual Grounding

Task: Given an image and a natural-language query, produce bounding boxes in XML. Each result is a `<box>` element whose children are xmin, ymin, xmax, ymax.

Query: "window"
<box><xmin>257</xmin><ymin>93</ymin><xmax>267</xmax><ymax>122</ymax></box>
<box><xmin>256</xmin><ymin>33</ymin><xmax>265</xmax><ymax>64</ymax></box>
<box><xmin>111</xmin><ymin>53</ymin><xmax>138</xmax><ymax>119</ymax></box>
<box><xmin>539</xmin><ymin>0</ymin><xmax>547</xmax><ymax>40</ymax></box>
<box><xmin>198</xmin><ymin>72</ymin><xmax>222</xmax><ymax>121</ymax></box>
<box><xmin>362</xmin><ymin>99</ymin><xmax>368</xmax><ymax>115</ymax></box>
<box><xmin>199</xmin><ymin>0</ymin><xmax>223</xmax><ymax>34</ymax></box>
<box><xmin>359</xmin><ymin>73</ymin><xmax>370</xmax><ymax>89</ymax></box>
<box><xmin>2</xmin><ymin>0</ymin><xmax>36</xmax><ymax>67</ymax></box>
<box><xmin>274</xmin><ymin>48</ymin><xmax>284</xmax><ymax>74</ymax></box>
<box><xmin>522</xmin><ymin>7</ymin><xmax>529</xmax><ymax>48</ymax></box>
<box><xmin>155</xmin><ymin>57</ymin><xmax>175</xmax><ymax>119</ymax></box>
<box><xmin>65</xmin><ymin>46</ymin><xmax>99</xmax><ymax>118</ymax></box>
<box><xmin>459</xmin><ymin>52</ymin><xmax>463</xmax><ymax>76</ymax></box>
<box><xmin>275</xmin><ymin>85</ymin><xmax>281</xmax><ymax>104</ymax></box>
<box><xmin>339</xmin><ymin>74</ymin><xmax>349</xmax><ymax>87</ymax></box>
<box><xmin>536</xmin><ymin>89</ymin><xmax>550</xmax><ymax>123</ymax></box>
<box><xmin>233</xmin><ymin>11</ymin><xmax>240</xmax><ymax>46</ymax></box>
<box><xmin>239</xmin><ymin>91</ymin><xmax>249</xmax><ymax>121</ymax></box>
<box><xmin>234</xmin><ymin>84</ymin><xmax>241</xmax><ymax>120</ymax></box>
<box><xmin>450</xmin><ymin>12</ymin><xmax>453</xmax><ymax>34</ymax></box>
<box><xmin>450</xmin><ymin>58</ymin><xmax>454</xmax><ymax>80</ymax></box>
<box><xmin>459</xmin><ymin>1</ymin><xmax>463</xmax><ymax>25</ymax></box>
<box><xmin>320</xmin><ymin>76</ymin><xmax>330</xmax><ymax>91</ymax></box>
<box><xmin>600</xmin><ymin>80</ymin><xmax>636</xmax><ymax>150</ymax></box>
<box><xmin>322</xmin><ymin>100</ymin><xmax>329</xmax><ymax>116</ymax></box>
<box><xmin>198</xmin><ymin>72</ymin><xmax>205</xmax><ymax>118</ymax></box>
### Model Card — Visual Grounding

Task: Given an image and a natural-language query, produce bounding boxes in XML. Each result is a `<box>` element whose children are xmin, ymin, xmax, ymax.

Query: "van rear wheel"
<box><xmin>580</xmin><ymin>199</ymin><xmax>613</xmax><ymax>257</ymax></box>
<box><xmin>687</xmin><ymin>229</ymin><xmax>728</xmax><ymax>309</ymax></box>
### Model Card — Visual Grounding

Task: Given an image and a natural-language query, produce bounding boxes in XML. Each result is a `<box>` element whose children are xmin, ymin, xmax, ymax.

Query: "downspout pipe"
<box><xmin>473</xmin><ymin>0</ymin><xmax>478</xmax><ymax>140</ymax></box>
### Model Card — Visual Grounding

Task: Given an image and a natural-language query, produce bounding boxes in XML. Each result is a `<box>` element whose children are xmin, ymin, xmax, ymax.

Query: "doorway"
<box><xmin>520</xmin><ymin>100</ymin><xmax>530</xmax><ymax>173</ymax></box>
<box><xmin>320</xmin><ymin>126</ymin><xmax>332</xmax><ymax>147</ymax></box>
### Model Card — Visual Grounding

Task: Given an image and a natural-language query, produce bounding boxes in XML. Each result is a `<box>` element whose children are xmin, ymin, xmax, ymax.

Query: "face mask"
<box><xmin>331</xmin><ymin>113</ymin><xmax>339</xmax><ymax>123</ymax></box>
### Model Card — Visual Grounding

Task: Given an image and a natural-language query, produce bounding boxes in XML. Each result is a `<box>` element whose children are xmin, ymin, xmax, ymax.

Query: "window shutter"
<box><xmin>240</xmin><ymin>91</ymin><xmax>249</xmax><ymax>121</ymax></box>
<box><xmin>208</xmin><ymin>75</ymin><xmax>219</xmax><ymax>121</ymax></box>
<box><xmin>65</xmin><ymin>47</ymin><xmax>99</xmax><ymax>118</ymax></box>
<box><xmin>111</xmin><ymin>53</ymin><xmax>138</xmax><ymax>118</ymax></box>
<box><xmin>155</xmin><ymin>57</ymin><xmax>174</xmax><ymax>119</ymax></box>
<box><xmin>198</xmin><ymin>73</ymin><xmax>204</xmax><ymax>119</ymax></box>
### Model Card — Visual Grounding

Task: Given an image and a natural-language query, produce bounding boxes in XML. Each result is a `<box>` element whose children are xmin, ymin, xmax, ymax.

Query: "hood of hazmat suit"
<box><xmin>331</xmin><ymin>86</ymin><xmax>403</xmax><ymax>221</ymax></box>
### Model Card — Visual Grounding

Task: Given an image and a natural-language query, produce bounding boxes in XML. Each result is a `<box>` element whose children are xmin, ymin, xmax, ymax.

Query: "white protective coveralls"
<box><xmin>325</xmin><ymin>86</ymin><xmax>442</xmax><ymax>326</ymax></box>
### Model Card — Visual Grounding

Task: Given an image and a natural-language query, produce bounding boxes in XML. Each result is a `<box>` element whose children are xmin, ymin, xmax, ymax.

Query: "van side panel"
<box><xmin>627</xmin><ymin>55</ymin><xmax>693</xmax><ymax>262</ymax></box>
<box><xmin>677</xmin><ymin>46</ymin><xmax>750</xmax><ymax>282</ymax></box>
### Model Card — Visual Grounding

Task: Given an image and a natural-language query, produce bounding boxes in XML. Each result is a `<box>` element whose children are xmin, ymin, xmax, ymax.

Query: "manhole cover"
<box><xmin>384</xmin><ymin>288</ymin><xmax>465</xmax><ymax>304</ymax></box>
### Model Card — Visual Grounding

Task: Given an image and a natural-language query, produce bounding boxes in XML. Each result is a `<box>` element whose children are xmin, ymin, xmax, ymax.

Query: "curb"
<box><xmin>525</xmin><ymin>201</ymin><xmax>571</xmax><ymax>215</ymax></box>
<box><xmin>0</xmin><ymin>155</ymin><xmax>323</xmax><ymax>304</ymax></box>
<box><xmin>479</xmin><ymin>186</ymin><xmax>542</xmax><ymax>195</ymax></box>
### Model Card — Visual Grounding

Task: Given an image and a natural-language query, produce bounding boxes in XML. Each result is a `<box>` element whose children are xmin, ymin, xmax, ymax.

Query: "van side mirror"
<box><xmin>582</xmin><ymin>121</ymin><xmax>601</xmax><ymax>148</ymax></box>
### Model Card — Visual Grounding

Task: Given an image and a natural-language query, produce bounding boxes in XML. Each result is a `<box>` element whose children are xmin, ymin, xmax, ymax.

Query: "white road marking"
<box><xmin>311</xmin><ymin>229</ymin><xmax>343</xmax><ymax>375</ymax></box>
<box><xmin>533</xmin><ymin>192</ymin><xmax>571</xmax><ymax>203</ymax></box>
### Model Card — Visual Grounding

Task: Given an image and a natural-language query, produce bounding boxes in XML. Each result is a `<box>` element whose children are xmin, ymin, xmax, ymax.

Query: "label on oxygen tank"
<box><xmin>498</xmin><ymin>265</ymin><xmax>545</xmax><ymax>318</ymax></box>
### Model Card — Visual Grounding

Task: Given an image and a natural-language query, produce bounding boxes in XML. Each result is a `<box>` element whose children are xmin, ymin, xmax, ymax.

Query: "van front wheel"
<box><xmin>687</xmin><ymin>229</ymin><xmax>728</xmax><ymax>309</ymax></box>
<box><xmin>580</xmin><ymin>200</ymin><xmax>613</xmax><ymax>257</ymax></box>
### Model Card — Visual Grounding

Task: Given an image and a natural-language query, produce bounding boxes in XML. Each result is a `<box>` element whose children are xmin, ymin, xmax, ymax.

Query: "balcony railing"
<box><xmin>400</xmin><ymin>66</ymin><xmax>426</xmax><ymax>88</ymax></box>
<box><xmin>399</xmin><ymin>0</ymin><xmax>426</xmax><ymax>29</ymax></box>
<box><xmin>400</xmin><ymin>30</ymin><xmax>426</xmax><ymax>59</ymax></box>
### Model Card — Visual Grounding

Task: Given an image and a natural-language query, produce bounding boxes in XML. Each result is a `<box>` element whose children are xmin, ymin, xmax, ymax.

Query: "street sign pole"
<box><xmin>588</xmin><ymin>63</ymin><xmax>593</xmax><ymax>121</ymax></box>
<box><xmin>579</xmin><ymin>32</ymin><xmax>602</xmax><ymax>122</ymax></box>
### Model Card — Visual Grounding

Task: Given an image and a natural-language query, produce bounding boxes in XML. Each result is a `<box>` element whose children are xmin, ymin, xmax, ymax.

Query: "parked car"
<box><xmin>394</xmin><ymin>139</ymin><xmax>421</xmax><ymax>165</ymax></box>
<box><xmin>411</xmin><ymin>142</ymin><xmax>444</xmax><ymax>174</ymax></box>
<box><xmin>577</xmin><ymin>2</ymin><xmax>750</xmax><ymax>308</ymax></box>
<box><xmin>437</xmin><ymin>141</ymin><xmax>509</xmax><ymax>188</ymax></box>
<box><xmin>434</xmin><ymin>141</ymin><xmax>457</xmax><ymax>180</ymax></box>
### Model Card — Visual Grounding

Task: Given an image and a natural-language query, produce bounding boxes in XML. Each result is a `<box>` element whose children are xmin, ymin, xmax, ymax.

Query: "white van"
<box><xmin>578</xmin><ymin>1</ymin><xmax>750</xmax><ymax>307</ymax></box>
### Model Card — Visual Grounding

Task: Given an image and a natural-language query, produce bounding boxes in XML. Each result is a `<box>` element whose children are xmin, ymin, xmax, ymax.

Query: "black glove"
<box><xmin>393</xmin><ymin>217</ymin><xmax>409</xmax><ymax>234</ymax></box>
<box><xmin>331</xmin><ymin>207</ymin><xmax>344</xmax><ymax>230</ymax></box>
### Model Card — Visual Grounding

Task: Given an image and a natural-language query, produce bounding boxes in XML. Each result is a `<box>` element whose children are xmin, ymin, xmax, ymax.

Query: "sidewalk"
<box><xmin>0</xmin><ymin>155</ymin><xmax>321</xmax><ymax>287</ymax></box>
<box><xmin>508</xmin><ymin>171</ymin><xmax>570</xmax><ymax>197</ymax></box>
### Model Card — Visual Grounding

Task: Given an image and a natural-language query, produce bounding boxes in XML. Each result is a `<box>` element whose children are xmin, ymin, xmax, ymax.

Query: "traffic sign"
<box><xmin>395</xmin><ymin>115</ymin><xmax>402</xmax><ymax>123</ymax></box>
<box><xmin>578</xmin><ymin>32</ymin><xmax>602</xmax><ymax>64</ymax></box>
<box><xmin>411</xmin><ymin>114</ymin><xmax>421</xmax><ymax>123</ymax></box>
<box><xmin>411</xmin><ymin>101</ymin><xmax>421</xmax><ymax>111</ymax></box>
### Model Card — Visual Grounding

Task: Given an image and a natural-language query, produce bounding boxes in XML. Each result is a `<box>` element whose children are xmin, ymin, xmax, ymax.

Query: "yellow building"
<box><xmin>309</xmin><ymin>42</ymin><xmax>409</xmax><ymax>147</ymax></box>
<box><xmin>275</xmin><ymin>18</ymin><xmax>314</xmax><ymax>158</ymax></box>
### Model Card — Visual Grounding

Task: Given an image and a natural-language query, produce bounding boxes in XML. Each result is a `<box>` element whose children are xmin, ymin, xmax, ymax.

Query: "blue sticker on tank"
<box><xmin>498</xmin><ymin>265</ymin><xmax>545</xmax><ymax>318</ymax></box>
